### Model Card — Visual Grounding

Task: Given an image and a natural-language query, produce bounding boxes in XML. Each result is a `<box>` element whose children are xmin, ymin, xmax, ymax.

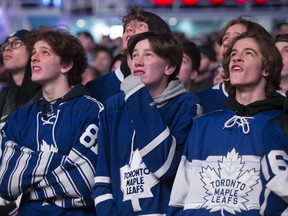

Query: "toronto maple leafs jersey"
<box><xmin>0</xmin><ymin>85</ymin><xmax>103</xmax><ymax>216</ymax></box>
<box><xmin>196</xmin><ymin>82</ymin><xmax>228</xmax><ymax>114</ymax></box>
<box><xmin>168</xmin><ymin>96</ymin><xmax>284</xmax><ymax>216</ymax></box>
<box><xmin>259</xmin><ymin>108</ymin><xmax>288</xmax><ymax>215</ymax></box>
<box><xmin>93</xmin><ymin>76</ymin><xmax>202</xmax><ymax>216</ymax></box>
<box><xmin>86</xmin><ymin>67</ymin><xmax>124</xmax><ymax>103</ymax></box>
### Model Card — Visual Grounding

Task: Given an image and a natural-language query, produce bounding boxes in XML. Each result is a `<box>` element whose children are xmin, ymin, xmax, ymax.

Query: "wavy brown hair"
<box><xmin>222</xmin><ymin>32</ymin><xmax>282</xmax><ymax>98</ymax></box>
<box><xmin>26</xmin><ymin>26</ymin><xmax>88</xmax><ymax>85</ymax></box>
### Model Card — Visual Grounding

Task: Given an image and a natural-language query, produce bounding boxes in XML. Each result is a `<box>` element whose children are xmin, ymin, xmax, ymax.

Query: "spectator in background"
<box><xmin>274</xmin><ymin>34</ymin><xmax>288</xmax><ymax>96</ymax></box>
<box><xmin>177</xmin><ymin>39</ymin><xmax>201</xmax><ymax>92</ymax></box>
<box><xmin>196</xmin><ymin>17</ymin><xmax>272</xmax><ymax>114</ymax></box>
<box><xmin>0</xmin><ymin>29</ymin><xmax>41</xmax><ymax>216</ymax></box>
<box><xmin>259</xmin><ymin>92</ymin><xmax>288</xmax><ymax>216</ymax></box>
<box><xmin>272</xmin><ymin>22</ymin><xmax>288</xmax><ymax>39</ymax></box>
<box><xmin>168</xmin><ymin>31</ymin><xmax>284</xmax><ymax>216</ymax></box>
<box><xmin>81</xmin><ymin>65</ymin><xmax>101</xmax><ymax>85</ymax></box>
<box><xmin>0</xmin><ymin>30</ymin><xmax>41</xmax><ymax>127</ymax></box>
<box><xmin>190</xmin><ymin>44</ymin><xmax>217</xmax><ymax>93</ymax></box>
<box><xmin>86</xmin><ymin>6</ymin><xmax>173</xmax><ymax>103</ymax></box>
<box><xmin>93</xmin><ymin>46</ymin><xmax>113</xmax><ymax>77</ymax></box>
<box><xmin>109</xmin><ymin>53</ymin><xmax>125</xmax><ymax>72</ymax></box>
<box><xmin>0</xmin><ymin>26</ymin><xmax>103</xmax><ymax>216</ymax></box>
<box><xmin>93</xmin><ymin>31</ymin><xmax>201</xmax><ymax>216</ymax></box>
<box><xmin>77</xmin><ymin>31</ymin><xmax>99</xmax><ymax>66</ymax></box>
<box><xmin>0</xmin><ymin>53</ymin><xmax>8</xmax><ymax>92</ymax></box>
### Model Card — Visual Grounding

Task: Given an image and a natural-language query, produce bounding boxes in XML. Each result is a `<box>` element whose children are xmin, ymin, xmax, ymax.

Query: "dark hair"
<box><xmin>95</xmin><ymin>47</ymin><xmax>113</xmax><ymax>60</ymax></box>
<box><xmin>217</xmin><ymin>16</ymin><xmax>271</xmax><ymax>46</ymax></box>
<box><xmin>222</xmin><ymin>32</ymin><xmax>282</xmax><ymax>98</ymax></box>
<box><xmin>76</xmin><ymin>31</ymin><xmax>94</xmax><ymax>41</ymax></box>
<box><xmin>127</xmin><ymin>31</ymin><xmax>183</xmax><ymax>81</ymax></box>
<box><xmin>109</xmin><ymin>53</ymin><xmax>126</xmax><ymax>72</ymax></box>
<box><xmin>122</xmin><ymin>6</ymin><xmax>148</xmax><ymax>29</ymax></box>
<box><xmin>27</xmin><ymin>26</ymin><xmax>88</xmax><ymax>86</ymax></box>
<box><xmin>199</xmin><ymin>44</ymin><xmax>216</xmax><ymax>62</ymax></box>
<box><xmin>122</xmin><ymin>6</ymin><xmax>172</xmax><ymax>35</ymax></box>
<box><xmin>275</xmin><ymin>33</ymin><xmax>288</xmax><ymax>43</ymax></box>
<box><xmin>182</xmin><ymin>40</ymin><xmax>201</xmax><ymax>72</ymax></box>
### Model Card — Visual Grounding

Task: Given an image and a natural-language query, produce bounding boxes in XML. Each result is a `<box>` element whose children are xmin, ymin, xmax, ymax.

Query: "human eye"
<box><xmin>230</xmin><ymin>51</ymin><xmax>236</xmax><ymax>57</ymax></box>
<box><xmin>13</xmin><ymin>40</ymin><xmax>22</xmax><ymax>48</ymax></box>
<box><xmin>132</xmin><ymin>51</ymin><xmax>138</xmax><ymax>59</ymax></box>
<box><xmin>246</xmin><ymin>50</ymin><xmax>254</xmax><ymax>56</ymax></box>
<box><xmin>41</xmin><ymin>49</ymin><xmax>50</xmax><ymax>56</ymax></box>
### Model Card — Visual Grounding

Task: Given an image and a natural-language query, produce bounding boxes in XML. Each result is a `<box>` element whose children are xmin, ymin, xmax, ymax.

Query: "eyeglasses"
<box><xmin>1</xmin><ymin>40</ymin><xmax>23</xmax><ymax>51</ymax></box>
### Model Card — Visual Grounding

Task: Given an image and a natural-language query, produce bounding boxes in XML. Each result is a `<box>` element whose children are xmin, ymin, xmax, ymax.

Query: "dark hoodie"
<box><xmin>225</xmin><ymin>95</ymin><xmax>285</xmax><ymax>117</ymax></box>
<box><xmin>0</xmin><ymin>62</ymin><xmax>41</xmax><ymax>124</ymax></box>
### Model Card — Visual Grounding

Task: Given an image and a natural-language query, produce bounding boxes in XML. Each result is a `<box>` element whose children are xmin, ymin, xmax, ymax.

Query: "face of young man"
<box><xmin>2</xmin><ymin>36</ymin><xmax>29</xmax><ymax>74</ymax></box>
<box><xmin>122</xmin><ymin>20</ymin><xmax>149</xmax><ymax>50</ymax></box>
<box><xmin>220</xmin><ymin>23</ymin><xmax>247</xmax><ymax>60</ymax></box>
<box><xmin>229</xmin><ymin>37</ymin><xmax>268</xmax><ymax>93</ymax></box>
<box><xmin>177</xmin><ymin>53</ymin><xmax>197</xmax><ymax>91</ymax></box>
<box><xmin>31</xmin><ymin>40</ymin><xmax>67</xmax><ymax>85</ymax></box>
<box><xmin>275</xmin><ymin>41</ymin><xmax>288</xmax><ymax>80</ymax></box>
<box><xmin>130</xmin><ymin>39</ymin><xmax>174</xmax><ymax>96</ymax></box>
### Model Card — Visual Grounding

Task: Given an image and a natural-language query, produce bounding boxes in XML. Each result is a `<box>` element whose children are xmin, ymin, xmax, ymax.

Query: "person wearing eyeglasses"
<box><xmin>0</xmin><ymin>30</ymin><xmax>41</xmax><ymax>216</ymax></box>
<box><xmin>0</xmin><ymin>26</ymin><xmax>103</xmax><ymax>216</ymax></box>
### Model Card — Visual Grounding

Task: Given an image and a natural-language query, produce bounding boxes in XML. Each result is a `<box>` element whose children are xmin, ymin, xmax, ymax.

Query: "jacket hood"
<box><xmin>8</xmin><ymin>62</ymin><xmax>41</xmax><ymax>105</ymax></box>
<box><xmin>33</xmin><ymin>84</ymin><xmax>89</xmax><ymax>104</ymax></box>
<box><xmin>225</xmin><ymin>95</ymin><xmax>285</xmax><ymax>116</ymax></box>
<box><xmin>153</xmin><ymin>80</ymin><xmax>187</xmax><ymax>107</ymax></box>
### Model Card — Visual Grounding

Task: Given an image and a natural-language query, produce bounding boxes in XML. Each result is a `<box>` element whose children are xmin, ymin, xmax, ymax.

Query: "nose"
<box><xmin>133</xmin><ymin>56</ymin><xmax>143</xmax><ymax>67</ymax></box>
<box><xmin>125</xmin><ymin>26</ymin><xmax>135</xmax><ymax>36</ymax></box>
<box><xmin>232</xmin><ymin>53</ymin><xmax>242</xmax><ymax>62</ymax></box>
<box><xmin>31</xmin><ymin>52</ymin><xmax>39</xmax><ymax>62</ymax></box>
<box><xmin>2</xmin><ymin>43</ymin><xmax>12</xmax><ymax>51</ymax></box>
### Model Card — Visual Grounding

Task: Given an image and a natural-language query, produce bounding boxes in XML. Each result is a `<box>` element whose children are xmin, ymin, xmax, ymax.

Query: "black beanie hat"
<box><xmin>144</xmin><ymin>11</ymin><xmax>172</xmax><ymax>35</ymax></box>
<box><xmin>5</xmin><ymin>29</ymin><xmax>28</xmax><ymax>43</ymax></box>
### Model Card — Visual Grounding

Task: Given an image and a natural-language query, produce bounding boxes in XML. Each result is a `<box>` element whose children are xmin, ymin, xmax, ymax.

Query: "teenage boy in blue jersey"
<box><xmin>168</xmin><ymin>31</ymin><xmax>285</xmax><ymax>215</ymax></box>
<box><xmin>197</xmin><ymin>17</ymin><xmax>272</xmax><ymax>114</ymax></box>
<box><xmin>86</xmin><ymin>6</ymin><xmax>172</xmax><ymax>103</ymax></box>
<box><xmin>259</xmin><ymin>93</ymin><xmax>288</xmax><ymax>215</ymax></box>
<box><xmin>0</xmin><ymin>26</ymin><xmax>103</xmax><ymax>216</ymax></box>
<box><xmin>93</xmin><ymin>31</ymin><xmax>202</xmax><ymax>215</ymax></box>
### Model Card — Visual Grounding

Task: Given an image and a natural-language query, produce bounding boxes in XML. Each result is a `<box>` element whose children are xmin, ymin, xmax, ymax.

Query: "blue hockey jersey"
<box><xmin>93</xmin><ymin>76</ymin><xmax>202</xmax><ymax>216</ymax></box>
<box><xmin>0</xmin><ymin>85</ymin><xmax>103</xmax><ymax>216</ymax></box>
<box><xmin>86</xmin><ymin>67</ymin><xmax>124</xmax><ymax>104</ymax></box>
<box><xmin>168</xmin><ymin>96</ymin><xmax>284</xmax><ymax>216</ymax></box>
<box><xmin>259</xmin><ymin>100</ymin><xmax>288</xmax><ymax>215</ymax></box>
<box><xmin>196</xmin><ymin>82</ymin><xmax>228</xmax><ymax>114</ymax></box>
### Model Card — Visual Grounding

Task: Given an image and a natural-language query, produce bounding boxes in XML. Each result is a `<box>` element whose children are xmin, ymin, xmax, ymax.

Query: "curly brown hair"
<box><xmin>26</xmin><ymin>26</ymin><xmax>88</xmax><ymax>85</ymax></box>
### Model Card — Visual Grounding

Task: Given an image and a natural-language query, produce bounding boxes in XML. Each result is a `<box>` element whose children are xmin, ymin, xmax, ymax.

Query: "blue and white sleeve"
<box><xmin>92</xmin><ymin>108</ymin><xmax>119</xmax><ymax>216</ymax></box>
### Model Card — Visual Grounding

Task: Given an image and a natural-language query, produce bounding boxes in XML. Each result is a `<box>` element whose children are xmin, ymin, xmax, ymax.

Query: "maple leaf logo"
<box><xmin>200</xmin><ymin>148</ymin><xmax>260</xmax><ymax>215</ymax></box>
<box><xmin>120</xmin><ymin>149</ymin><xmax>159</xmax><ymax>212</ymax></box>
<box><xmin>40</xmin><ymin>139</ymin><xmax>58</xmax><ymax>152</ymax></box>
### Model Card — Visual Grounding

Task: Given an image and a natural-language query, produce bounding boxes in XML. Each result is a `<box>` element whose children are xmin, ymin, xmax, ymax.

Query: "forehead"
<box><xmin>233</xmin><ymin>37</ymin><xmax>259</xmax><ymax>50</ymax></box>
<box><xmin>125</xmin><ymin>20</ymin><xmax>148</xmax><ymax>28</ymax></box>
<box><xmin>6</xmin><ymin>36</ymin><xmax>21</xmax><ymax>42</ymax></box>
<box><xmin>226</xmin><ymin>23</ymin><xmax>247</xmax><ymax>35</ymax></box>
<box><xmin>134</xmin><ymin>38</ymin><xmax>150</xmax><ymax>49</ymax></box>
<box><xmin>275</xmin><ymin>41</ymin><xmax>288</xmax><ymax>49</ymax></box>
<box><xmin>34</xmin><ymin>40</ymin><xmax>50</xmax><ymax>48</ymax></box>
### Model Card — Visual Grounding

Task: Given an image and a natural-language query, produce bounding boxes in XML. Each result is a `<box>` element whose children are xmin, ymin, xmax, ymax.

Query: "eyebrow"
<box><xmin>232</xmin><ymin>47</ymin><xmax>258</xmax><ymax>55</ymax></box>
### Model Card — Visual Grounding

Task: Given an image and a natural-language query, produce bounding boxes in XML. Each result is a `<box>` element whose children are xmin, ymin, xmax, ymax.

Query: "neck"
<box><xmin>280</xmin><ymin>75</ymin><xmax>288</xmax><ymax>95</ymax></box>
<box><xmin>11</xmin><ymin>70</ymin><xmax>25</xmax><ymax>86</ymax></box>
<box><xmin>42</xmin><ymin>82</ymin><xmax>72</xmax><ymax>103</ymax></box>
